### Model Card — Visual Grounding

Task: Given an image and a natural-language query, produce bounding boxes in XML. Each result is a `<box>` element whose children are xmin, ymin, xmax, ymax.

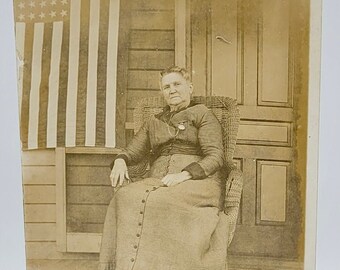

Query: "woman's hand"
<box><xmin>161</xmin><ymin>171</ymin><xmax>192</xmax><ymax>187</ymax></box>
<box><xmin>110</xmin><ymin>158</ymin><xmax>130</xmax><ymax>187</ymax></box>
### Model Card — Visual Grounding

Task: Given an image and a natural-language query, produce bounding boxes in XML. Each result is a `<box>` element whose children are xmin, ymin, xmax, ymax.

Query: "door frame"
<box><xmin>174</xmin><ymin>0</ymin><xmax>321</xmax><ymax>269</ymax></box>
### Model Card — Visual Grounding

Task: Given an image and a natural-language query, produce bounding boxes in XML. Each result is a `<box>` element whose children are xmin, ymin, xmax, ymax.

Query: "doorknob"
<box><xmin>216</xmin><ymin>35</ymin><xmax>232</xmax><ymax>45</ymax></box>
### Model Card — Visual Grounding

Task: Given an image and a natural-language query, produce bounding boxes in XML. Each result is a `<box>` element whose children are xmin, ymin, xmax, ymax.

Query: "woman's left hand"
<box><xmin>161</xmin><ymin>171</ymin><xmax>192</xmax><ymax>187</ymax></box>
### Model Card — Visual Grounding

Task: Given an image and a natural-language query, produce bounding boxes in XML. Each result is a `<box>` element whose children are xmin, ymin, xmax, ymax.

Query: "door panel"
<box><xmin>211</xmin><ymin>0</ymin><xmax>239</xmax><ymax>99</ymax></box>
<box><xmin>259</xmin><ymin>0</ymin><xmax>292</xmax><ymax>107</ymax></box>
<box><xmin>187</xmin><ymin>0</ymin><xmax>300</xmax><ymax>259</ymax></box>
<box><xmin>209</xmin><ymin>0</ymin><xmax>299</xmax><ymax>259</ymax></box>
<box><xmin>238</xmin><ymin>121</ymin><xmax>292</xmax><ymax>146</ymax></box>
<box><xmin>257</xmin><ymin>160</ymin><xmax>290</xmax><ymax>223</ymax></box>
<box><xmin>191</xmin><ymin>0</ymin><xmax>209</xmax><ymax>96</ymax></box>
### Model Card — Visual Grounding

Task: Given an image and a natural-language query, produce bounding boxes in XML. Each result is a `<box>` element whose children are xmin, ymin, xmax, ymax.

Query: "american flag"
<box><xmin>14</xmin><ymin>0</ymin><xmax>120</xmax><ymax>149</ymax></box>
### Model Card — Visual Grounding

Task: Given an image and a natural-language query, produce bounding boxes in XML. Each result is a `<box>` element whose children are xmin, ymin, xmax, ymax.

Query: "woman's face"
<box><xmin>160</xmin><ymin>72</ymin><xmax>193</xmax><ymax>106</ymax></box>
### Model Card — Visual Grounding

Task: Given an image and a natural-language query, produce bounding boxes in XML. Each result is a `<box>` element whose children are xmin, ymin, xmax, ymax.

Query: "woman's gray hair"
<box><xmin>160</xmin><ymin>66</ymin><xmax>191</xmax><ymax>82</ymax></box>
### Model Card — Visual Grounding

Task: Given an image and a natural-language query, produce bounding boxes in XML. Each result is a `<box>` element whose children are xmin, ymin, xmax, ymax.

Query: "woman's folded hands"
<box><xmin>161</xmin><ymin>171</ymin><xmax>192</xmax><ymax>187</ymax></box>
<box><xmin>110</xmin><ymin>158</ymin><xmax>193</xmax><ymax>188</ymax></box>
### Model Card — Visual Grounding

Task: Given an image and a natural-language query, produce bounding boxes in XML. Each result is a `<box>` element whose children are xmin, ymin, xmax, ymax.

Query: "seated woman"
<box><xmin>99</xmin><ymin>66</ymin><xmax>230</xmax><ymax>270</ymax></box>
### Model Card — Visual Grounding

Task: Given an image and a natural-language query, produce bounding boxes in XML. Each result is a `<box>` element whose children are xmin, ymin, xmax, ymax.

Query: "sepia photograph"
<box><xmin>10</xmin><ymin>0</ymin><xmax>321</xmax><ymax>269</ymax></box>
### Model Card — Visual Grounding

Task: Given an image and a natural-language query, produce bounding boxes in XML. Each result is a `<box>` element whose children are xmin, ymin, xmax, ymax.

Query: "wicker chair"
<box><xmin>128</xmin><ymin>95</ymin><xmax>243</xmax><ymax>247</ymax></box>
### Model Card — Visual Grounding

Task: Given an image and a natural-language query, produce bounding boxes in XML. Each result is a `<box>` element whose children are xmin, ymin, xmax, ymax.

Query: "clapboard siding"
<box><xmin>67</xmin><ymin>205</ymin><xmax>108</xmax><ymax>233</ymax></box>
<box><xmin>22</xmin><ymin>166</ymin><xmax>56</xmax><ymax>184</ymax></box>
<box><xmin>24</xmin><ymin>204</ymin><xmax>56</xmax><ymax>223</ymax></box>
<box><xmin>128</xmin><ymin>70</ymin><xmax>163</xmax><ymax>89</ymax></box>
<box><xmin>67</xmin><ymin>223</ymin><xmax>104</xmax><ymax>234</ymax></box>
<box><xmin>25</xmin><ymin>223</ymin><xmax>56</xmax><ymax>241</ymax></box>
<box><xmin>130</xmin><ymin>10</ymin><xmax>174</xmax><ymax>30</ymax></box>
<box><xmin>126</xmin><ymin>0</ymin><xmax>175</xmax><ymax>146</ymax></box>
<box><xmin>24</xmin><ymin>185</ymin><xmax>56</xmax><ymax>204</ymax></box>
<box><xmin>21</xmin><ymin>150</ymin><xmax>59</xmax><ymax>267</ymax></box>
<box><xmin>27</xmin><ymin>260</ymin><xmax>99</xmax><ymax>270</ymax></box>
<box><xmin>22</xmin><ymin>149</ymin><xmax>55</xmax><ymax>166</ymax></box>
<box><xmin>129</xmin><ymin>50</ymin><xmax>175</xmax><ymax>70</ymax></box>
<box><xmin>130</xmin><ymin>0</ymin><xmax>174</xmax><ymax>10</ymax></box>
<box><xmin>67</xmin><ymin>205</ymin><xmax>108</xmax><ymax>223</ymax></box>
<box><xmin>67</xmin><ymin>186</ymin><xmax>112</xmax><ymax>204</ymax></box>
<box><xmin>129</xmin><ymin>30</ymin><xmax>175</xmax><ymax>50</ymax></box>
<box><xmin>67</xmin><ymin>166</ymin><xmax>111</xmax><ymax>185</ymax></box>
<box><xmin>21</xmin><ymin>150</ymin><xmax>99</xmax><ymax>267</ymax></box>
<box><xmin>66</xmin><ymin>154</ymin><xmax>113</xmax><ymax>166</ymax></box>
<box><xmin>66</xmin><ymin>153</ymin><xmax>113</xmax><ymax>232</ymax></box>
<box><xmin>25</xmin><ymin>242</ymin><xmax>98</xmax><ymax>260</ymax></box>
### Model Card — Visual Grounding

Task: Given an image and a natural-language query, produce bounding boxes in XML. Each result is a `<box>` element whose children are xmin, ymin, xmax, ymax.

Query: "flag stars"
<box><xmin>61</xmin><ymin>9</ymin><xmax>67</xmax><ymax>17</ymax></box>
<box><xmin>40</xmin><ymin>1</ymin><xmax>46</xmax><ymax>8</ymax></box>
<box><xmin>61</xmin><ymin>0</ymin><xmax>68</xmax><ymax>5</ymax></box>
<box><xmin>50</xmin><ymin>0</ymin><xmax>56</xmax><ymax>5</ymax></box>
<box><xmin>29</xmin><ymin>1</ymin><xmax>35</xmax><ymax>8</ymax></box>
<box><xmin>18</xmin><ymin>14</ymin><xmax>25</xmax><ymax>21</ymax></box>
<box><xmin>39</xmin><ymin>12</ymin><xmax>46</xmax><ymax>19</ymax></box>
<box><xmin>29</xmin><ymin>13</ymin><xmax>35</xmax><ymax>20</ymax></box>
<box><xmin>49</xmin><ymin>10</ymin><xmax>57</xmax><ymax>18</ymax></box>
<box><xmin>18</xmin><ymin>2</ymin><xmax>25</xmax><ymax>9</ymax></box>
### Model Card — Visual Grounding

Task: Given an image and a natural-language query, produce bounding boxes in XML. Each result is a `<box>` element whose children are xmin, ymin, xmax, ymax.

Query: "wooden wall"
<box><xmin>126</xmin><ymin>0</ymin><xmax>175</xmax><ymax>141</ymax></box>
<box><xmin>23</xmin><ymin>150</ymin><xmax>99</xmax><ymax>270</ymax></box>
<box><xmin>66</xmin><ymin>153</ymin><xmax>113</xmax><ymax>233</ymax></box>
<box><xmin>22</xmin><ymin>0</ymin><xmax>176</xmax><ymax>269</ymax></box>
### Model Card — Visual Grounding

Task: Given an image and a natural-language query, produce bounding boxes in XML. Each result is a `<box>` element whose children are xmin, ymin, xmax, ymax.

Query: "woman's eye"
<box><xmin>174</xmin><ymin>82</ymin><xmax>181</xmax><ymax>86</ymax></box>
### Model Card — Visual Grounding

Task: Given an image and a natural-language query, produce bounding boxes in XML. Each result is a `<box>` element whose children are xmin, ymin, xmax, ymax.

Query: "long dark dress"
<box><xmin>99</xmin><ymin>103</ymin><xmax>230</xmax><ymax>270</ymax></box>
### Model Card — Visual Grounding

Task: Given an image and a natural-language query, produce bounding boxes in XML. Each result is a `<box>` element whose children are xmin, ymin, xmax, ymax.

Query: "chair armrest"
<box><xmin>224</xmin><ymin>167</ymin><xmax>243</xmax><ymax>246</ymax></box>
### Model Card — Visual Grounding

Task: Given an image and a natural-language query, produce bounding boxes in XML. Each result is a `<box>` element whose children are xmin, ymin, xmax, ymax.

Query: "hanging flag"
<box><xmin>13</xmin><ymin>0</ymin><xmax>120</xmax><ymax>149</ymax></box>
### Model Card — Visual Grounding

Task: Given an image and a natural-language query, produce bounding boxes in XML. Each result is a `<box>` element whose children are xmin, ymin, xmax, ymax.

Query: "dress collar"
<box><xmin>155</xmin><ymin>100</ymin><xmax>199</xmax><ymax>120</ymax></box>
<box><xmin>163</xmin><ymin>100</ymin><xmax>198</xmax><ymax>113</ymax></box>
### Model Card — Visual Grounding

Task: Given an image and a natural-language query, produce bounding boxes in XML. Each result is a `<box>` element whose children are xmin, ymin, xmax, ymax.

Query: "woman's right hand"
<box><xmin>110</xmin><ymin>158</ymin><xmax>130</xmax><ymax>187</ymax></box>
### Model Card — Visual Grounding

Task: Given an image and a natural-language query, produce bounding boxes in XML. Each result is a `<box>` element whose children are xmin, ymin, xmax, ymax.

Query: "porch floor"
<box><xmin>228</xmin><ymin>255</ymin><xmax>303</xmax><ymax>270</ymax></box>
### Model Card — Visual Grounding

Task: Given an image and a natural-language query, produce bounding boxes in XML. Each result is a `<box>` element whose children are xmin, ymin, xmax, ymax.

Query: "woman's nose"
<box><xmin>169</xmin><ymin>85</ymin><xmax>177</xmax><ymax>93</ymax></box>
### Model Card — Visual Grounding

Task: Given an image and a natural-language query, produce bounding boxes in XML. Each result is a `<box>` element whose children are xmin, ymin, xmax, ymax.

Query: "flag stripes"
<box><xmin>16</xmin><ymin>0</ymin><xmax>120</xmax><ymax>150</ymax></box>
<box><xmin>105</xmin><ymin>0</ymin><xmax>120</xmax><ymax>148</ymax></box>
<box><xmin>85</xmin><ymin>0</ymin><xmax>100</xmax><ymax>146</ymax></box>
<box><xmin>15</xmin><ymin>23</ymin><xmax>26</xmax><ymax>121</ymax></box>
<box><xmin>65</xmin><ymin>0</ymin><xmax>81</xmax><ymax>147</ymax></box>
<box><xmin>46</xmin><ymin>22</ymin><xmax>63</xmax><ymax>148</ymax></box>
<box><xmin>96</xmin><ymin>0</ymin><xmax>110</xmax><ymax>147</ymax></box>
<box><xmin>38</xmin><ymin>23</ymin><xmax>53</xmax><ymax>148</ymax></box>
<box><xmin>28</xmin><ymin>23</ymin><xmax>44</xmax><ymax>149</ymax></box>
<box><xmin>56</xmin><ymin>20</ymin><xmax>69</xmax><ymax>147</ymax></box>
<box><xmin>21</xmin><ymin>23</ymin><xmax>34</xmax><ymax>148</ymax></box>
<box><xmin>75</xmin><ymin>0</ymin><xmax>89</xmax><ymax>147</ymax></box>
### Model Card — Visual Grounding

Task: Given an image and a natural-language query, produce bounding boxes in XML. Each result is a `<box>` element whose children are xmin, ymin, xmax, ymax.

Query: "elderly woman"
<box><xmin>99</xmin><ymin>66</ymin><xmax>230</xmax><ymax>270</ymax></box>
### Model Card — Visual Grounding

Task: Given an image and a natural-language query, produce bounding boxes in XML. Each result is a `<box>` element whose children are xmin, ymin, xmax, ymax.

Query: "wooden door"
<box><xmin>190</xmin><ymin>0</ymin><xmax>304</xmax><ymax>259</ymax></box>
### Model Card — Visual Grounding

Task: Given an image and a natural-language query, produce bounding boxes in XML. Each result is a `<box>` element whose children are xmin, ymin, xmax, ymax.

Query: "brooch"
<box><xmin>178</xmin><ymin>123</ymin><xmax>186</xmax><ymax>130</ymax></box>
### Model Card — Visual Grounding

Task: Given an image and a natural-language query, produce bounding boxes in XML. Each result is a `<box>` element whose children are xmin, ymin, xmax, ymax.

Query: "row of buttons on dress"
<box><xmin>129</xmin><ymin>186</ymin><xmax>160</xmax><ymax>267</ymax></box>
<box><xmin>130</xmin><ymin>154</ymin><xmax>173</xmax><ymax>268</ymax></box>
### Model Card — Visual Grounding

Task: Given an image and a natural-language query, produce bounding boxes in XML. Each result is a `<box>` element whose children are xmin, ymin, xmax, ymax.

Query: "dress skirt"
<box><xmin>99</xmin><ymin>154</ymin><xmax>230</xmax><ymax>270</ymax></box>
